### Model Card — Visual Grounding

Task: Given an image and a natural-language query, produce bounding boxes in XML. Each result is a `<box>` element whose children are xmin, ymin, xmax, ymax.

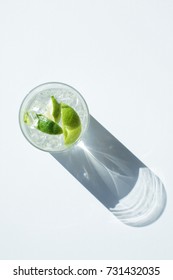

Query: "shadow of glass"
<box><xmin>51</xmin><ymin>116</ymin><xmax>167</xmax><ymax>227</ymax></box>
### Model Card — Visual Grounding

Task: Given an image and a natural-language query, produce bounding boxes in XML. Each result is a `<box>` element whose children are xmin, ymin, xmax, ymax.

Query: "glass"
<box><xmin>19</xmin><ymin>82</ymin><xmax>89</xmax><ymax>152</ymax></box>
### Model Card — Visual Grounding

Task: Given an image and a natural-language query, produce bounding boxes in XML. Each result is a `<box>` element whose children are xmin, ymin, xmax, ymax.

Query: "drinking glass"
<box><xmin>19</xmin><ymin>82</ymin><xmax>89</xmax><ymax>152</ymax></box>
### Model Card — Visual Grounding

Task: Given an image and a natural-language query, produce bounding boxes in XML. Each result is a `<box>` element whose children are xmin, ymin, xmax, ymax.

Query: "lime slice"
<box><xmin>36</xmin><ymin>114</ymin><xmax>63</xmax><ymax>135</ymax></box>
<box><xmin>61</xmin><ymin>103</ymin><xmax>81</xmax><ymax>145</ymax></box>
<box><xmin>24</xmin><ymin>112</ymin><xmax>30</xmax><ymax>125</ymax></box>
<box><xmin>44</xmin><ymin>96</ymin><xmax>61</xmax><ymax>122</ymax></box>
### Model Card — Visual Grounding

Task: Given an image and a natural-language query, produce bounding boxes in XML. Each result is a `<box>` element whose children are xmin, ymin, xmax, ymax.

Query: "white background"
<box><xmin>0</xmin><ymin>0</ymin><xmax>173</xmax><ymax>259</ymax></box>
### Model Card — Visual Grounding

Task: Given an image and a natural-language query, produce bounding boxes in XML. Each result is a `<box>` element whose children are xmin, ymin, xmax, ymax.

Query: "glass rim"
<box><xmin>19</xmin><ymin>81</ymin><xmax>90</xmax><ymax>153</ymax></box>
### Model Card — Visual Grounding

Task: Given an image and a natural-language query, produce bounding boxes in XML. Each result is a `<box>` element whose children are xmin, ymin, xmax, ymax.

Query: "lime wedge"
<box><xmin>44</xmin><ymin>96</ymin><xmax>61</xmax><ymax>122</ymax></box>
<box><xmin>36</xmin><ymin>114</ymin><xmax>63</xmax><ymax>135</ymax></box>
<box><xmin>61</xmin><ymin>103</ymin><xmax>81</xmax><ymax>144</ymax></box>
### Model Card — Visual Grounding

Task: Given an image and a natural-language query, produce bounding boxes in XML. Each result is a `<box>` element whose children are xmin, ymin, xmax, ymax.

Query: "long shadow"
<box><xmin>51</xmin><ymin>116</ymin><xmax>167</xmax><ymax>227</ymax></box>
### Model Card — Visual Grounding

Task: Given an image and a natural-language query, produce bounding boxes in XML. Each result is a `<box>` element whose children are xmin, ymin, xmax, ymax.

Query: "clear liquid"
<box><xmin>20</xmin><ymin>84</ymin><xmax>89</xmax><ymax>152</ymax></box>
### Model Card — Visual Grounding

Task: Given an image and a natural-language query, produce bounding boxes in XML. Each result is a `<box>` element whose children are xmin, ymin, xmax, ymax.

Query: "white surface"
<box><xmin>0</xmin><ymin>0</ymin><xmax>173</xmax><ymax>259</ymax></box>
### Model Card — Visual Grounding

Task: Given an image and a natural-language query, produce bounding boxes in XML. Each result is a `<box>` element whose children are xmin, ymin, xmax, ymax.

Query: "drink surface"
<box><xmin>19</xmin><ymin>83</ymin><xmax>89</xmax><ymax>152</ymax></box>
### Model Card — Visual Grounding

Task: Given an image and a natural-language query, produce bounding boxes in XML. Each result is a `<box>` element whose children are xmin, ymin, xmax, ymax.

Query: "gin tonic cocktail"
<box><xmin>19</xmin><ymin>82</ymin><xmax>89</xmax><ymax>152</ymax></box>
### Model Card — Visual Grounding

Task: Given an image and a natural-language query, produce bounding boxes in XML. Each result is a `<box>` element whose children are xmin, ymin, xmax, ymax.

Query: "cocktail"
<box><xmin>19</xmin><ymin>82</ymin><xmax>89</xmax><ymax>152</ymax></box>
